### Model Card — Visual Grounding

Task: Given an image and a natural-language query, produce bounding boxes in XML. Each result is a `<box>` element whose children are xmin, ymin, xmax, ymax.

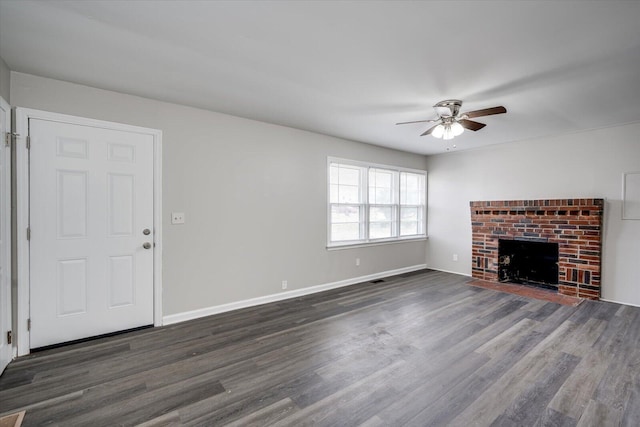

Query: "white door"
<box><xmin>0</xmin><ymin>97</ymin><xmax>11</xmax><ymax>373</ymax></box>
<box><xmin>29</xmin><ymin>118</ymin><xmax>155</xmax><ymax>348</ymax></box>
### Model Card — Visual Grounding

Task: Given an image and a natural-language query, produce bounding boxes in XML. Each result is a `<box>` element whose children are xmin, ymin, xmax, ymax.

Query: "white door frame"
<box><xmin>15</xmin><ymin>108</ymin><xmax>163</xmax><ymax>356</ymax></box>
<box><xmin>0</xmin><ymin>96</ymin><xmax>12</xmax><ymax>370</ymax></box>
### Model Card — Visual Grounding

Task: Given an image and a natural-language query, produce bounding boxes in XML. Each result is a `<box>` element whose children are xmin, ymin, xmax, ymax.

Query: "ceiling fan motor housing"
<box><xmin>434</xmin><ymin>99</ymin><xmax>463</xmax><ymax>118</ymax></box>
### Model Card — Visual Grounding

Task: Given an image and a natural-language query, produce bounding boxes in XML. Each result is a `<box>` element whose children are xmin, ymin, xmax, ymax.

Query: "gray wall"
<box><xmin>425</xmin><ymin>123</ymin><xmax>640</xmax><ymax>306</ymax></box>
<box><xmin>0</xmin><ymin>57</ymin><xmax>9</xmax><ymax>103</ymax></box>
<box><xmin>11</xmin><ymin>72</ymin><xmax>428</xmax><ymax>317</ymax></box>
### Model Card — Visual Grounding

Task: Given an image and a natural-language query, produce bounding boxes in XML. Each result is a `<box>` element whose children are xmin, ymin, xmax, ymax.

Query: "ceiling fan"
<box><xmin>396</xmin><ymin>100</ymin><xmax>507</xmax><ymax>140</ymax></box>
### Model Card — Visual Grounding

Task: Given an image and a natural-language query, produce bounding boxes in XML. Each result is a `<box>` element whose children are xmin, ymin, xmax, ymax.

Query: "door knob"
<box><xmin>143</xmin><ymin>242</ymin><xmax>152</xmax><ymax>249</ymax></box>
<box><xmin>143</xmin><ymin>228</ymin><xmax>151</xmax><ymax>235</ymax></box>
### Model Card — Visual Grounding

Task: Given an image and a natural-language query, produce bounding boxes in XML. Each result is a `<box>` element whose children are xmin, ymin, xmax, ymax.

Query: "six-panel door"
<box><xmin>29</xmin><ymin>119</ymin><xmax>154</xmax><ymax>348</ymax></box>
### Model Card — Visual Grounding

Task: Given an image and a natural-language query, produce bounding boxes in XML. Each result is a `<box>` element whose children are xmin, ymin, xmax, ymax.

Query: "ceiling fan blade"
<box><xmin>420</xmin><ymin>125</ymin><xmax>439</xmax><ymax>136</ymax></box>
<box><xmin>396</xmin><ymin>119</ymin><xmax>438</xmax><ymax>125</ymax></box>
<box><xmin>459</xmin><ymin>119</ymin><xmax>487</xmax><ymax>131</ymax></box>
<box><xmin>463</xmin><ymin>106</ymin><xmax>507</xmax><ymax>119</ymax></box>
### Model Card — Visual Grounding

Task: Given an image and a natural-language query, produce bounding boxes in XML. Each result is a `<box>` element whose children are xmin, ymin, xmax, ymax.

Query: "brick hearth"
<box><xmin>470</xmin><ymin>199</ymin><xmax>604</xmax><ymax>300</ymax></box>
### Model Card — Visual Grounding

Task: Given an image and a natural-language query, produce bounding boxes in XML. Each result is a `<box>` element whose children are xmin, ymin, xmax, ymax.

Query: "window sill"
<box><xmin>326</xmin><ymin>236</ymin><xmax>428</xmax><ymax>251</ymax></box>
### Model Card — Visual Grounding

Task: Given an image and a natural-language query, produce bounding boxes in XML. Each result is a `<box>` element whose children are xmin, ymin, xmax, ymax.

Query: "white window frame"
<box><xmin>327</xmin><ymin>157</ymin><xmax>427</xmax><ymax>248</ymax></box>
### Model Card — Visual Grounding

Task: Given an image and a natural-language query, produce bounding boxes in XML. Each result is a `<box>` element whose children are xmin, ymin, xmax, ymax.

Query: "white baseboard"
<box><xmin>163</xmin><ymin>264</ymin><xmax>428</xmax><ymax>326</ymax></box>
<box><xmin>426</xmin><ymin>266</ymin><xmax>472</xmax><ymax>277</ymax></box>
<box><xmin>600</xmin><ymin>298</ymin><xmax>640</xmax><ymax>308</ymax></box>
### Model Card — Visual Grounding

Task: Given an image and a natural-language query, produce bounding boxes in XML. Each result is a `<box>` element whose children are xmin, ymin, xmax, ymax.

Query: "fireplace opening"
<box><xmin>498</xmin><ymin>239</ymin><xmax>559</xmax><ymax>290</ymax></box>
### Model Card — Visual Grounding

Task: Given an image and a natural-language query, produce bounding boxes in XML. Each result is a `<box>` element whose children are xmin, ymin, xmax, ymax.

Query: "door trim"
<box><xmin>15</xmin><ymin>108</ymin><xmax>163</xmax><ymax>356</ymax></box>
<box><xmin>0</xmin><ymin>96</ymin><xmax>12</xmax><ymax>371</ymax></box>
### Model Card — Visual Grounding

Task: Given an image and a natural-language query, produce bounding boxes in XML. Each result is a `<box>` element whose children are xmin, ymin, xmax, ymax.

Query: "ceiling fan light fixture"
<box><xmin>443</xmin><ymin>125</ymin><xmax>455</xmax><ymax>140</ymax></box>
<box><xmin>451</xmin><ymin>121</ymin><xmax>464</xmax><ymax>136</ymax></box>
<box><xmin>432</xmin><ymin>124</ymin><xmax>445</xmax><ymax>138</ymax></box>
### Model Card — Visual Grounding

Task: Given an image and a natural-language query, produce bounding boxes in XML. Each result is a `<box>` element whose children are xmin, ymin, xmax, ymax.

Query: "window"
<box><xmin>328</xmin><ymin>158</ymin><xmax>426</xmax><ymax>246</ymax></box>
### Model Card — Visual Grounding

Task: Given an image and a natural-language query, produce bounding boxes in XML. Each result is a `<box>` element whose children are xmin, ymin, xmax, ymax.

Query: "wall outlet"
<box><xmin>356</xmin><ymin>258</ymin><xmax>360</xmax><ymax>266</ymax></box>
<box><xmin>453</xmin><ymin>254</ymin><xmax>458</xmax><ymax>262</ymax></box>
<box><xmin>171</xmin><ymin>212</ymin><xmax>185</xmax><ymax>224</ymax></box>
<box><xmin>282</xmin><ymin>280</ymin><xmax>288</xmax><ymax>290</ymax></box>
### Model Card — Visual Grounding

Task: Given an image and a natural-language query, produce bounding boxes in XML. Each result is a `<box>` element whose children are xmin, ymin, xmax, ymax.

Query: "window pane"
<box><xmin>369</xmin><ymin>168</ymin><xmax>395</xmax><ymax>204</ymax></box>
<box><xmin>370</xmin><ymin>221</ymin><xmax>392</xmax><ymax>239</ymax></box>
<box><xmin>401</xmin><ymin>172</ymin><xmax>424</xmax><ymax>205</ymax></box>
<box><xmin>405</xmin><ymin>191</ymin><xmax>418</xmax><ymax>205</ymax></box>
<box><xmin>374</xmin><ymin>170</ymin><xmax>392</xmax><ymax>187</ymax></box>
<box><xmin>330</xmin><ymin>165</ymin><xmax>339</xmax><ymax>184</ymax></box>
<box><xmin>376</xmin><ymin>188</ymin><xmax>391</xmax><ymax>204</ymax></box>
<box><xmin>331</xmin><ymin>205</ymin><xmax>361</xmax><ymax>223</ymax></box>
<box><xmin>339</xmin><ymin>166</ymin><xmax>360</xmax><ymax>186</ymax></box>
<box><xmin>401</xmin><ymin>221</ymin><xmax>418</xmax><ymax>236</ymax></box>
<box><xmin>330</xmin><ymin>184</ymin><xmax>339</xmax><ymax>203</ymax></box>
<box><xmin>332</xmin><ymin>223</ymin><xmax>361</xmax><ymax>241</ymax></box>
<box><xmin>370</xmin><ymin>204</ymin><xmax>396</xmax><ymax>239</ymax></box>
<box><xmin>400</xmin><ymin>207</ymin><xmax>422</xmax><ymax>236</ymax></box>
<box><xmin>370</xmin><ymin>206</ymin><xmax>392</xmax><ymax>221</ymax></box>
<box><xmin>405</xmin><ymin>174</ymin><xmax>418</xmax><ymax>190</ymax></box>
<box><xmin>401</xmin><ymin>207</ymin><xmax>418</xmax><ymax>221</ymax></box>
<box><xmin>339</xmin><ymin>185</ymin><xmax>359</xmax><ymax>203</ymax></box>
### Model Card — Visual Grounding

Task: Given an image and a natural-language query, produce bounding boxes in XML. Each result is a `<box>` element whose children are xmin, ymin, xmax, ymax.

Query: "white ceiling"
<box><xmin>1</xmin><ymin>1</ymin><xmax>639</xmax><ymax>155</ymax></box>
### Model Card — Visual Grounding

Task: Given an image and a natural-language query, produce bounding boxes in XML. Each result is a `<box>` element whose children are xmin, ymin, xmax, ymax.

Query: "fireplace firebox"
<box><xmin>498</xmin><ymin>239</ymin><xmax>559</xmax><ymax>290</ymax></box>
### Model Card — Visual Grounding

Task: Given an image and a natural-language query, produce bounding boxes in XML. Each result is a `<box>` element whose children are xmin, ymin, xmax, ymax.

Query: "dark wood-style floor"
<box><xmin>1</xmin><ymin>270</ymin><xmax>639</xmax><ymax>426</ymax></box>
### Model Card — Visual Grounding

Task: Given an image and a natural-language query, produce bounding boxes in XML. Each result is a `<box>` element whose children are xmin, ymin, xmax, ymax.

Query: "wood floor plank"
<box><xmin>576</xmin><ymin>399</ymin><xmax>623</xmax><ymax>427</ymax></box>
<box><xmin>547</xmin><ymin>345</ymin><xmax>611</xmax><ymax>420</ymax></box>
<box><xmin>475</xmin><ymin>318</ymin><xmax>540</xmax><ymax>357</ymax></box>
<box><xmin>533</xmin><ymin>407</ymin><xmax>577</xmax><ymax>427</ymax></box>
<box><xmin>136</xmin><ymin>410</ymin><xmax>182</xmax><ymax>427</ymax></box>
<box><xmin>446</xmin><ymin>317</ymin><xmax>584</xmax><ymax>426</ymax></box>
<box><xmin>0</xmin><ymin>269</ymin><xmax>638</xmax><ymax>426</ymax></box>
<box><xmin>61</xmin><ymin>372</ymin><xmax>225</xmax><ymax>426</ymax></box>
<box><xmin>223</xmin><ymin>398</ymin><xmax>299</xmax><ymax>427</ymax></box>
<box><xmin>269</xmin><ymin>360</ymin><xmax>405</xmax><ymax>427</ymax></box>
<box><xmin>357</xmin><ymin>415</ymin><xmax>387</xmax><ymax>427</ymax></box>
<box><xmin>404</xmin><ymin>327</ymin><xmax>549</xmax><ymax>426</ymax></box>
<box><xmin>621</xmin><ymin>372</ymin><xmax>640</xmax><ymax>427</ymax></box>
<box><xmin>378</xmin><ymin>351</ymin><xmax>491</xmax><ymax>425</ymax></box>
<box><xmin>489</xmin><ymin>351</ymin><xmax>581</xmax><ymax>426</ymax></box>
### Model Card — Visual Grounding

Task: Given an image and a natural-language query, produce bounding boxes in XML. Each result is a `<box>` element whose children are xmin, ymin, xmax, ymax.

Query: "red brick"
<box><xmin>470</xmin><ymin>198</ymin><xmax>603</xmax><ymax>300</ymax></box>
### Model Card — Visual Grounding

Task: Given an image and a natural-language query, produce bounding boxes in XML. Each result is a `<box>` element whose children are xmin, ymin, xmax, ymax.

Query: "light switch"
<box><xmin>171</xmin><ymin>212</ymin><xmax>185</xmax><ymax>224</ymax></box>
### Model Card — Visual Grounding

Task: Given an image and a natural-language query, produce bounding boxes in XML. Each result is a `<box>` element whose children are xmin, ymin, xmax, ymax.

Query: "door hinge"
<box><xmin>5</xmin><ymin>132</ymin><xmax>20</xmax><ymax>147</ymax></box>
<box><xmin>6</xmin><ymin>331</ymin><xmax>11</xmax><ymax>345</ymax></box>
<box><xmin>27</xmin><ymin>227</ymin><xmax>31</xmax><ymax>241</ymax></box>
<box><xmin>27</xmin><ymin>319</ymin><xmax>31</xmax><ymax>331</ymax></box>
<box><xmin>26</xmin><ymin>135</ymin><xmax>31</xmax><ymax>149</ymax></box>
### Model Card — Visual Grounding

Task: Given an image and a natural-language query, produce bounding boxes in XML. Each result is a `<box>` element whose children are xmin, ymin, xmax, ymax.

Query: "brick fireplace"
<box><xmin>470</xmin><ymin>199</ymin><xmax>604</xmax><ymax>300</ymax></box>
